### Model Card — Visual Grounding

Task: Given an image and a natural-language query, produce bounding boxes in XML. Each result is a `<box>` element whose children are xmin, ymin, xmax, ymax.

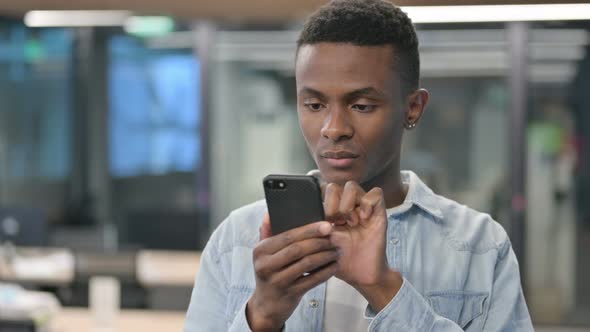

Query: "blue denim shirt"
<box><xmin>184</xmin><ymin>171</ymin><xmax>533</xmax><ymax>331</ymax></box>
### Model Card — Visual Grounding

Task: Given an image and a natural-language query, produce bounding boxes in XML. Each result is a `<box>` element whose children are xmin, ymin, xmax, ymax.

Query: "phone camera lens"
<box><xmin>266</xmin><ymin>180</ymin><xmax>273</xmax><ymax>188</ymax></box>
<box><xmin>278</xmin><ymin>181</ymin><xmax>286</xmax><ymax>189</ymax></box>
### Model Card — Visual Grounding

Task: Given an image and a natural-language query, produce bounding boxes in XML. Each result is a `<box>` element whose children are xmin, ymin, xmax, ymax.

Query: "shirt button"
<box><xmin>390</xmin><ymin>238</ymin><xmax>400</xmax><ymax>245</ymax></box>
<box><xmin>309</xmin><ymin>299</ymin><xmax>319</xmax><ymax>308</ymax></box>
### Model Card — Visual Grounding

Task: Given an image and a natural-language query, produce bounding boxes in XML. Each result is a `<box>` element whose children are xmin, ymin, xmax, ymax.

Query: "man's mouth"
<box><xmin>320</xmin><ymin>150</ymin><xmax>359</xmax><ymax>168</ymax></box>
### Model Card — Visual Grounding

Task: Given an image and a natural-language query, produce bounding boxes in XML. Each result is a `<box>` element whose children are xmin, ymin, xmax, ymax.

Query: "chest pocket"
<box><xmin>426</xmin><ymin>291</ymin><xmax>488</xmax><ymax>329</ymax></box>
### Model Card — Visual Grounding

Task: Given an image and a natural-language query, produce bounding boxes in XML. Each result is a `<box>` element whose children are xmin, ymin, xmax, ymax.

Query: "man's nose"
<box><xmin>320</xmin><ymin>106</ymin><xmax>354</xmax><ymax>142</ymax></box>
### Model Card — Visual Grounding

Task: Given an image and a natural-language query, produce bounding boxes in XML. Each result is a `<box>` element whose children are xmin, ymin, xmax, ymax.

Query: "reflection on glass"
<box><xmin>108</xmin><ymin>36</ymin><xmax>201</xmax><ymax>177</ymax></box>
<box><xmin>0</xmin><ymin>24</ymin><xmax>72</xmax><ymax>180</ymax></box>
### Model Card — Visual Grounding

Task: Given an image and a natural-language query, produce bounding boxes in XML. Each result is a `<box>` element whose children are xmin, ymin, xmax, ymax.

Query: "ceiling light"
<box><xmin>24</xmin><ymin>10</ymin><xmax>131</xmax><ymax>27</ymax></box>
<box><xmin>402</xmin><ymin>4</ymin><xmax>590</xmax><ymax>23</ymax></box>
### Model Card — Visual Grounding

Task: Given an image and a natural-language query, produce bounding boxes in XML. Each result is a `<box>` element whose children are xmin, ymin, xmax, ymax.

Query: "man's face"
<box><xmin>295</xmin><ymin>43</ymin><xmax>405</xmax><ymax>186</ymax></box>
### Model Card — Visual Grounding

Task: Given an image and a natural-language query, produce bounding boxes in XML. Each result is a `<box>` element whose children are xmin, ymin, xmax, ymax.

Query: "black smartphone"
<box><xmin>263</xmin><ymin>174</ymin><xmax>325</xmax><ymax>235</ymax></box>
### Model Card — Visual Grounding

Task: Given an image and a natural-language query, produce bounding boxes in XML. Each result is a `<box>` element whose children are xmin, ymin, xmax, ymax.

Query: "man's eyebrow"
<box><xmin>299</xmin><ymin>86</ymin><xmax>386</xmax><ymax>99</ymax></box>
<box><xmin>345</xmin><ymin>87</ymin><xmax>385</xmax><ymax>99</ymax></box>
<box><xmin>299</xmin><ymin>87</ymin><xmax>326</xmax><ymax>98</ymax></box>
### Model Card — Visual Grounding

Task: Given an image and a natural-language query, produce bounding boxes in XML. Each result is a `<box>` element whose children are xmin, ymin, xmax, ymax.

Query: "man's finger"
<box><xmin>289</xmin><ymin>261</ymin><xmax>339</xmax><ymax>296</ymax></box>
<box><xmin>339</xmin><ymin>181</ymin><xmax>365</xmax><ymax>226</ymax></box>
<box><xmin>273</xmin><ymin>249</ymin><xmax>339</xmax><ymax>286</ymax></box>
<box><xmin>260</xmin><ymin>213</ymin><xmax>273</xmax><ymax>240</ymax></box>
<box><xmin>320</xmin><ymin>182</ymin><xmax>327</xmax><ymax>201</ymax></box>
<box><xmin>339</xmin><ymin>181</ymin><xmax>365</xmax><ymax>213</ymax></box>
<box><xmin>359</xmin><ymin>187</ymin><xmax>386</xmax><ymax>221</ymax></box>
<box><xmin>324</xmin><ymin>183</ymin><xmax>343</xmax><ymax>221</ymax></box>
<box><xmin>257</xmin><ymin>220</ymin><xmax>333</xmax><ymax>255</ymax></box>
<box><xmin>270</xmin><ymin>238</ymin><xmax>335</xmax><ymax>272</ymax></box>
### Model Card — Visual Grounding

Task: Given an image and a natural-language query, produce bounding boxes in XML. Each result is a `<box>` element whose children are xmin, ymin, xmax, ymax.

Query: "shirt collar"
<box><xmin>398</xmin><ymin>170</ymin><xmax>444</xmax><ymax>219</ymax></box>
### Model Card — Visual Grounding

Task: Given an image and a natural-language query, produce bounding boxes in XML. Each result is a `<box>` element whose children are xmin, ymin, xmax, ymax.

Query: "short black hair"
<box><xmin>297</xmin><ymin>0</ymin><xmax>420</xmax><ymax>96</ymax></box>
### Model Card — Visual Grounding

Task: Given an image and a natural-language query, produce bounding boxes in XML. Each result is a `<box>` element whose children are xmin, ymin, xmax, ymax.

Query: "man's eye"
<box><xmin>351</xmin><ymin>104</ymin><xmax>376</xmax><ymax>113</ymax></box>
<box><xmin>304</xmin><ymin>103</ymin><xmax>324</xmax><ymax>112</ymax></box>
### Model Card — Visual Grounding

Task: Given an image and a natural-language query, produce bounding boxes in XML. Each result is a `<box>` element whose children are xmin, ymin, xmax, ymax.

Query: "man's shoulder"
<box><xmin>431</xmin><ymin>193</ymin><xmax>509</xmax><ymax>255</ymax></box>
<box><xmin>228</xmin><ymin>199</ymin><xmax>268</xmax><ymax>226</ymax></box>
<box><xmin>207</xmin><ymin>200</ymin><xmax>267</xmax><ymax>255</ymax></box>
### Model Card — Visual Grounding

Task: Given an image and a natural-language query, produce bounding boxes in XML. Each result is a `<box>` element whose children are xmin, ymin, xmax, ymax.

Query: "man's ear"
<box><xmin>404</xmin><ymin>88</ymin><xmax>429</xmax><ymax>130</ymax></box>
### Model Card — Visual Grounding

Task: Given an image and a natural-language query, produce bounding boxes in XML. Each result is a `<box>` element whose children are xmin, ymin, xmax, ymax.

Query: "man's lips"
<box><xmin>321</xmin><ymin>150</ymin><xmax>359</xmax><ymax>159</ymax></box>
<box><xmin>320</xmin><ymin>151</ymin><xmax>359</xmax><ymax>168</ymax></box>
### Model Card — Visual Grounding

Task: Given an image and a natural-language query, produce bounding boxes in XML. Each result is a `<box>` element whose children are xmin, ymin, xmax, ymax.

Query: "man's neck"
<box><xmin>361</xmin><ymin>168</ymin><xmax>408</xmax><ymax>209</ymax></box>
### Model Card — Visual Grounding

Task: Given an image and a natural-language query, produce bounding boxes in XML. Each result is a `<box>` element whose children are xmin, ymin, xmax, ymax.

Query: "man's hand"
<box><xmin>246</xmin><ymin>214</ymin><xmax>339</xmax><ymax>332</ymax></box>
<box><xmin>324</xmin><ymin>181</ymin><xmax>404</xmax><ymax>312</ymax></box>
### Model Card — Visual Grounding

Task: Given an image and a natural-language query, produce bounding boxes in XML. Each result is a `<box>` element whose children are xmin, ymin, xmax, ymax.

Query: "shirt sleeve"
<box><xmin>365</xmin><ymin>240</ymin><xmax>534</xmax><ymax>332</ymax></box>
<box><xmin>183</xmin><ymin>221</ymin><xmax>255</xmax><ymax>332</ymax></box>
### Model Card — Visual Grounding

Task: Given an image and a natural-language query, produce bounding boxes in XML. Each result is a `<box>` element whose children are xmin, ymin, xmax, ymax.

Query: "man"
<box><xmin>184</xmin><ymin>0</ymin><xmax>533</xmax><ymax>331</ymax></box>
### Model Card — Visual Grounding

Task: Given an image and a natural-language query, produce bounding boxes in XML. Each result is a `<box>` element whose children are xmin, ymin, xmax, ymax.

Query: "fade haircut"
<box><xmin>297</xmin><ymin>0</ymin><xmax>420</xmax><ymax>96</ymax></box>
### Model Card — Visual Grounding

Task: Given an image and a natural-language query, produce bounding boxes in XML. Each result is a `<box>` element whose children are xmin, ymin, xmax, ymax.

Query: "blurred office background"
<box><xmin>0</xmin><ymin>0</ymin><xmax>589</xmax><ymax>331</ymax></box>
